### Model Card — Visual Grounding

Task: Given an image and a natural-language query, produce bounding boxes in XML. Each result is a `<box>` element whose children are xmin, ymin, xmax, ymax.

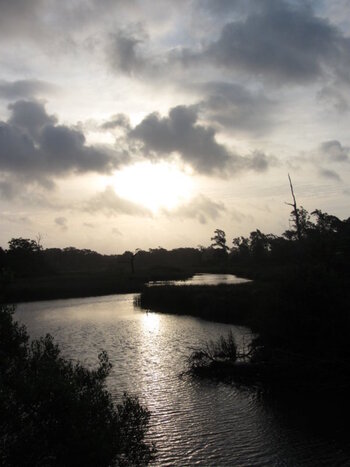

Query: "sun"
<box><xmin>112</xmin><ymin>161</ymin><xmax>194</xmax><ymax>212</ymax></box>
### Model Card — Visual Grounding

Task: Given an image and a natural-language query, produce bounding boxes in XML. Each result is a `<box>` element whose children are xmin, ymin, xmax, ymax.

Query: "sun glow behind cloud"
<box><xmin>112</xmin><ymin>161</ymin><xmax>194</xmax><ymax>212</ymax></box>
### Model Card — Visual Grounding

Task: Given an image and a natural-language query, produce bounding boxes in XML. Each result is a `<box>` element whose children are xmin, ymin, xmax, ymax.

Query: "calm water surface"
<box><xmin>15</xmin><ymin>284</ymin><xmax>349</xmax><ymax>466</ymax></box>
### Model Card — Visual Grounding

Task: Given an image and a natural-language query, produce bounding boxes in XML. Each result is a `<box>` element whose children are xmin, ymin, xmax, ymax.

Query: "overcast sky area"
<box><xmin>1</xmin><ymin>0</ymin><xmax>350</xmax><ymax>253</ymax></box>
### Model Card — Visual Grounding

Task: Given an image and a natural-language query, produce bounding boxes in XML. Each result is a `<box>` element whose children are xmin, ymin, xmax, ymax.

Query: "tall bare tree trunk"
<box><xmin>286</xmin><ymin>174</ymin><xmax>302</xmax><ymax>241</ymax></box>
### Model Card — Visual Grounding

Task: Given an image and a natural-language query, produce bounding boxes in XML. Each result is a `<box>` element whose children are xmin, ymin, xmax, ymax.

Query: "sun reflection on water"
<box><xmin>141</xmin><ymin>312</ymin><xmax>160</xmax><ymax>334</ymax></box>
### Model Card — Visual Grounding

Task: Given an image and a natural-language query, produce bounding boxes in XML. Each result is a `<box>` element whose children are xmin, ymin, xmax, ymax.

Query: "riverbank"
<box><xmin>15</xmin><ymin>292</ymin><xmax>349</xmax><ymax>465</ymax></box>
<box><xmin>138</xmin><ymin>282</ymin><xmax>263</xmax><ymax>327</ymax></box>
<box><xmin>1</xmin><ymin>270</ymin><xmax>192</xmax><ymax>303</ymax></box>
<box><xmin>139</xmin><ymin>272</ymin><xmax>350</xmax><ymax>394</ymax></box>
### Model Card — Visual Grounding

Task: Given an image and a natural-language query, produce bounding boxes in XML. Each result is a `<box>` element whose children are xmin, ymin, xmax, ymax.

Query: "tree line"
<box><xmin>1</xmin><ymin>204</ymin><xmax>349</xmax><ymax>280</ymax></box>
<box><xmin>210</xmin><ymin>207</ymin><xmax>350</xmax><ymax>277</ymax></box>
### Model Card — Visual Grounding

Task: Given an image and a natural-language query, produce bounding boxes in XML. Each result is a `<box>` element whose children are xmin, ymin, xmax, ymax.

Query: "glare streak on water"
<box><xmin>148</xmin><ymin>273</ymin><xmax>250</xmax><ymax>287</ymax></box>
<box><xmin>14</xmin><ymin>288</ymin><xmax>350</xmax><ymax>466</ymax></box>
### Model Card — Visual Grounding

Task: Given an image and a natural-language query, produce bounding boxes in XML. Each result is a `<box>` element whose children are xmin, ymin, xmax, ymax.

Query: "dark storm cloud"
<box><xmin>85</xmin><ymin>186</ymin><xmax>151</xmax><ymax>217</ymax></box>
<box><xmin>320</xmin><ymin>140</ymin><xmax>350</xmax><ymax>163</ymax></box>
<box><xmin>130</xmin><ymin>105</ymin><xmax>233</xmax><ymax>175</ymax></box>
<box><xmin>0</xmin><ymin>100</ymin><xmax>124</xmax><ymax>186</ymax></box>
<box><xmin>197</xmin><ymin>82</ymin><xmax>276</xmax><ymax>135</ymax></box>
<box><xmin>102</xmin><ymin>1</ymin><xmax>350</xmax><ymax>89</ymax></box>
<box><xmin>129</xmin><ymin>105</ymin><xmax>275</xmax><ymax>176</ymax></box>
<box><xmin>8</xmin><ymin>100</ymin><xmax>57</xmax><ymax>139</ymax></box>
<box><xmin>204</xmin><ymin>1</ymin><xmax>349</xmax><ymax>84</ymax></box>
<box><xmin>0</xmin><ymin>80</ymin><xmax>57</xmax><ymax>100</ymax></box>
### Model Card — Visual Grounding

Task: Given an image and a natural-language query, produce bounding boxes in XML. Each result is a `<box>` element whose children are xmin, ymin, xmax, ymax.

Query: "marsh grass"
<box><xmin>188</xmin><ymin>330</ymin><xmax>238</xmax><ymax>371</ymax></box>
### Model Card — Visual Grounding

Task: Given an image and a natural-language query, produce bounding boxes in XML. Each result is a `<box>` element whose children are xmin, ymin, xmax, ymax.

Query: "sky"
<box><xmin>1</xmin><ymin>0</ymin><xmax>350</xmax><ymax>254</ymax></box>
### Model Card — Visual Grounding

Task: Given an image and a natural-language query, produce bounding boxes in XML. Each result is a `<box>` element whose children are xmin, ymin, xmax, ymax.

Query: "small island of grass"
<box><xmin>139</xmin><ymin>204</ymin><xmax>350</xmax><ymax>395</ymax></box>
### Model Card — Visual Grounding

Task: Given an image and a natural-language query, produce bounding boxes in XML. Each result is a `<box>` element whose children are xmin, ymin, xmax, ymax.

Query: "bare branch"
<box><xmin>287</xmin><ymin>174</ymin><xmax>302</xmax><ymax>241</ymax></box>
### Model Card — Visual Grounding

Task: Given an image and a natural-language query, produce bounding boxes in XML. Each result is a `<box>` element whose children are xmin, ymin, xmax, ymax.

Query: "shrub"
<box><xmin>187</xmin><ymin>330</ymin><xmax>237</xmax><ymax>371</ymax></box>
<box><xmin>0</xmin><ymin>304</ymin><xmax>155</xmax><ymax>466</ymax></box>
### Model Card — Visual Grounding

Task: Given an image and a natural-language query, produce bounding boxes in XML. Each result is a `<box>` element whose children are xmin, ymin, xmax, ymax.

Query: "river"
<box><xmin>14</xmin><ymin>275</ymin><xmax>350</xmax><ymax>466</ymax></box>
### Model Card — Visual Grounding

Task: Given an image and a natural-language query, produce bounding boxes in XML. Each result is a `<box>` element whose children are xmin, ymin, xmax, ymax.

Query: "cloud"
<box><xmin>8</xmin><ymin>100</ymin><xmax>57</xmax><ymax>139</ymax></box>
<box><xmin>85</xmin><ymin>186</ymin><xmax>151</xmax><ymax>217</ymax></box>
<box><xmin>55</xmin><ymin>216</ymin><xmax>68</xmax><ymax>230</ymax></box>
<box><xmin>0</xmin><ymin>100</ymin><xmax>124</xmax><ymax>188</ymax></box>
<box><xmin>197</xmin><ymin>81</ymin><xmax>276</xmax><ymax>135</ymax></box>
<box><xmin>230</xmin><ymin>207</ymin><xmax>254</xmax><ymax>224</ymax></box>
<box><xmin>108</xmin><ymin>28</ymin><xmax>148</xmax><ymax>75</ymax></box>
<box><xmin>289</xmin><ymin>140</ymin><xmax>348</xmax><ymax>181</ymax></box>
<box><xmin>0</xmin><ymin>178</ymin><xmax>16</xmax><ymax>200</ymax></box>
<box><xmin>130</xmin><ymin>105</ymin><xmax>231</xmax><ymax>174</ymax></box>
<box><xmin>319</xmin><ymin>168</ymin><xmax>341</xmax><ymax>181</ymax></box>
<box><xmin>318</xmin><ymin>85</ymin><xmax>349</xmax><ymax>113</ymax></box>
<box><xmin>111</xmin><ymin>227</ymin><xmax>122</xmax><ymax>236</ymax></box>
<box><xmin>0</xmin><ymin>0</ymin><xmax>136</xmax><ymax>44</ymax></box>
<box><xmin>1</xmin><ymin>212</ymin><xmax>32</xmax><ymax>225</ymax></box>
<box><xmin>0</xmin><ymin>0</ymin><xmax>44</xmax><ymax>39</ymax></box>
<box><xmin>245</xmin><ymin>151</ymin><xmax>276</xmax><ymax>172</ymax></box>
<box><xmin>101</xmin><ymin>113</ymin><xmax>131</xmax><ymax>131</ymax></box>
<box><xmin>181</xmin><ymin>1</ymin><xmax>350</xmax><ymax>85</ymax></box>
<box><xmin>0</xmin><ymin>80</ymin><xmax>57</xmax><ymax>100</ymax></box>
<box><xmin>163</xmin><ymin>194</ymin><xmax>226</xmax><ymax>224</ymax></box>
<box><xmin>320</xmin><ymin>140</ymin><xmax>350</xmax><ymax>162</ymax></box>
<box><xmin>129</xmin><ymin>104</ymin><xmax>276</xmax><ymax>175</ymax></box>
<box><xmin>197</xmin><ymin>0</ymin><xmax>247</xmax><ymax>16</ymax></box>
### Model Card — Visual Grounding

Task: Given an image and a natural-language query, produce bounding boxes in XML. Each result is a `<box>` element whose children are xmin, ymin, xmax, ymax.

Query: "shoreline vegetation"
<box><xmin>2</xmin><ymin>270</ymin><xmax>193</xmax><ymax>303</ymax></box>
<box><xmin>1</xmin><ymin>202</ymin><xmax>350</xmax><ymax>395</ymax></box>
<box><xmin>1</xmin><ymin>201</ymin><xmax>350</xmax><ymax>462</ymax></box>
<box><xmin>0</xmin><ymin>304</ymin><xmax>155</xmax><ymax>466</ymax></box>
<box><xmin>139</xmin><ymin>275</ymin><xmax>350</xmax><ymax>394</ymax></box>
<box><xmin>138</xmin><ymin>205</ymin><xmax>350</xmax><ymax>395</ymax></box>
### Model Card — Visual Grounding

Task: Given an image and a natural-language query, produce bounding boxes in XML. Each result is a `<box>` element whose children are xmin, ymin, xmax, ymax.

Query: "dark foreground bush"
<box><xmin>187</xmin><ymin>331</ymin><xmax>239</xmax><ymax>375</ymax></box>
<box><xmin>0</xmin><ymin>304</ymin><xmax>155</xmax><ymax>467</ymax></box>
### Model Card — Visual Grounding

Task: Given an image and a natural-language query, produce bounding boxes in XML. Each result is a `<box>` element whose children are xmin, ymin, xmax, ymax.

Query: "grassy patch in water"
<box><xmin>138</xmin><ymin>282</ymin><xmax>266</xmax><ymax>326</ymax></box>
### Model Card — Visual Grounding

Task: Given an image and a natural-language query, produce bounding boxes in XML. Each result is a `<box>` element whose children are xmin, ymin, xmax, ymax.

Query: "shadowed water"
<box><xmin>15</xmin><ymin>291</ymin><xmax>349</xmax><ymax>466</ymax></box>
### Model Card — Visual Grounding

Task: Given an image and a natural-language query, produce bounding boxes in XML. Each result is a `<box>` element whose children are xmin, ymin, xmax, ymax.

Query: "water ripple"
<box><xmin>15</xmin><ymin>294</ymin><xmax>350</xmax><ymax>466</ymax></box>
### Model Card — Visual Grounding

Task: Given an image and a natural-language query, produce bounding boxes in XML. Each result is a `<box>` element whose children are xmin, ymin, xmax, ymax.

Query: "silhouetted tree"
<box><xmin>6</xmin><ymin>238</ymin><xmax>47</xmax><ymax>277</ymax></box>
<box><xmin>121</xmin><ymin>249</ymin><xmax>141</xmax><ymax>275</ymax></box>
<box><xmin>285</xmin><ymin>174</ymin><xmax>302</xmax><ymax>241</ymax></box>
<box><xmin>8</xmin><ymin>237</ymin><xmax>42</xmax><ymax>253</ymax></box>
<box><xmin>283</xmin><ymin>206</ymin><xmax>313</xmax><ymax>240</ymax></box>
<box><xmin>249</xmin><ymin>230</ymin><xmax>270</xmax><ymax>262</ymax></box>
<box><xmin>211</xmin><ymin>229</ymin><xmax>229</xmax><ymax>252</ymax></box>
<box><xmin>311</xmin><ymin>209</ymin><xmax>341</xmax><ymax>233</ymax></box>
<box><xmin>232</xmin><ymin>236</ymin><xmax>250</xmax><ymax>260</ymax></box>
